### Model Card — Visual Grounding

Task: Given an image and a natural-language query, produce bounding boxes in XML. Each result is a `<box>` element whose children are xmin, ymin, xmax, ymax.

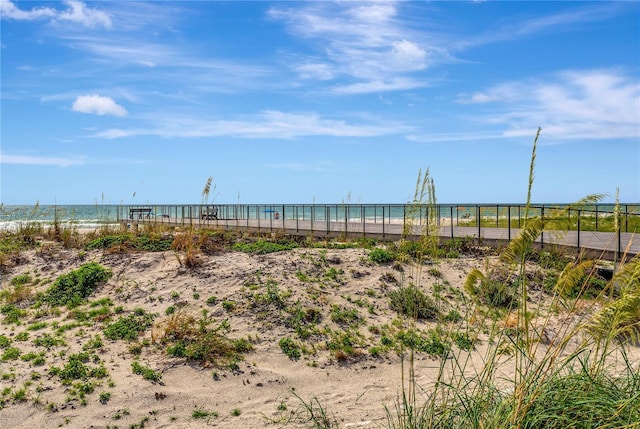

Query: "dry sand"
<box><xmin>0</xmin><ymin>241</ymin><xmax>631</xmax><ymax>428</ymax></box>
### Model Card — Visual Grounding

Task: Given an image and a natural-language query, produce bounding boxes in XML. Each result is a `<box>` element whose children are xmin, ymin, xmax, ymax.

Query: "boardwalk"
<box><xmin>126</xmin><ymin>214</ymin><xmax>638</xmax><ymax>261</ymax></box>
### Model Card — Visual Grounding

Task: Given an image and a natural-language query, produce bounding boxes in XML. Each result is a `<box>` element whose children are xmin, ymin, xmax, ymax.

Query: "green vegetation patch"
<box><xmin>0</xmin><ymin>304</ymin><xmax>27</xmax><ymax>324</ymax></box>
<box><xmin>232</xmin><ymin>239</ymin><xmax>298</xmax><ymax>254</ymax></box>
<box><xmin>131</xmin><ymin>361</ymin><xmax>162</xmax><ymax>382</ymax></box>
<box><xmin>86</xmin><ymin>234</ymin><xmax>172</xmax><ymax>252</ymax></box>
<box><xmin>42</xmin><ymin>262</ymin><xmax>112</xmax><ymax>307</ymax></box>
<box><xmin>389</xmin><ymin>285</ymin><xmax>439</xmax><ymax>320</ymax></box>
<box><xmin>157</xmin><ymin>312</ymin><xmax>252</xmax><ymax>367</ymax></box>
<box><xmin>49</xmin><ymin>352</ymin><xmax>108</xmax><ymax>383</ymax></box>
<box><xmin>368</xmin><ymin>248</ymin><xmax>395</xmax><ymax>264</ymax></box>
<box><xmin>103</xmin><ymin>308</ymin><xmax>155</xmax><ymax>341</ymax></box>
<box><xmin>278</xmin><ymin>337</ymin><xmax>302</xmax><ymax>360</ymax></box>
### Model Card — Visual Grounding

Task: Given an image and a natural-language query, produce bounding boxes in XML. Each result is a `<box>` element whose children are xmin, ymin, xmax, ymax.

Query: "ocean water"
<box><xmin>0</xmin><ymin>205</ymin><xmax>119</xmax><ymax>231</ymax></box>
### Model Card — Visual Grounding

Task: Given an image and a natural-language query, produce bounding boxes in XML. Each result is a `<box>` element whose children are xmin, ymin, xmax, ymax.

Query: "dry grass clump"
<box><xmin>152</xmin><ymin>310</ymin><xmax>252</xmax><ymax>367</ymax></box>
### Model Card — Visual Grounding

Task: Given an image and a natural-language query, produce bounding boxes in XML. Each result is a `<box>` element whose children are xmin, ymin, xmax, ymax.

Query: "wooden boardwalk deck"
<box><xmin>128</xmin><ymin>216</ymin><xmax>638</xmax><ymax>261</ymax></box>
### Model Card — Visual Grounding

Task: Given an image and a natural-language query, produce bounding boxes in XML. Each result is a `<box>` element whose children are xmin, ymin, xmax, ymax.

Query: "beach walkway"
<box><xmin>119</xmin><ymin>203</ymin><xmax>638</xmax><ymax>261</ymax></box>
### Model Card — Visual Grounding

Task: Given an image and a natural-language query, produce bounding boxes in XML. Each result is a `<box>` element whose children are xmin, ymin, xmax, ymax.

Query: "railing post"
<box><xmin>541</xmin><ymin>206</ymin><xmax>544</xmax><ymax>249</ymax></box>
<box><xmin>577</xmin><ymin>210</ymin><xmax>581</xmax><ymax>249</ymax></box>
<box><xmin>618</xmin><ymin>211</ymin><xmax>622</xmax><ymax>260</ymax></box>
<box><xmin>496</xmin><ymin>204</ymin><xmax>499</xmax><ymax>228</ymax></box>
<box><xmin>518</xmin><ymin>205</ymin><xmax>521</xmax><ymax>228</ymax></box>
<box><xmin>382</xmin><ymin>206</ymin><xmax>386</xmax><ymax>238</ymax></box>
<box><xmin>477</xmin><ymin>205</ymin><xmax>481</xmax><ymax>238</ymax></box>
<box><xmin>625</xmin><ymin>204</ymin><xmax>628</xmax><ymax>233</ymax></box>
<box><xmin>508</xmin><ymin>206</ymin><xmax>511</xmax><ymax>241</ymax></box>
<box><xmin>344</xmin><ymin>205</ymin><xmax>348</xmax><ymax>237</ymax></box>
<box><xmin>402</xmin><ymin>204</ymin><xmax>407</xmax><ymax>231</ymax></box>
<box><xmin>326</xmin><ymin>206</ymin><xmax>330</xmax><ymax>235</ymax></box>
<box><xmin>450</xmin><ymin>206</ymin><xmax>454</xmax><ymax>238</ymax></box>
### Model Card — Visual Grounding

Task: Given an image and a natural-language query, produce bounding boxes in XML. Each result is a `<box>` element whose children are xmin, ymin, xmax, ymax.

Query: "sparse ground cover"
<box><xmin>0</xmin><ymin>217</ymin><xmax>638</xmax><ymax>428</ymax></box>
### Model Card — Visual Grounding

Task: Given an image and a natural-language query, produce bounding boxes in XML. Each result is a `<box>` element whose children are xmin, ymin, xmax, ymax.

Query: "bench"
<box><xmin>201</xmin><ymin>207</ymin><xmax>218</xmax><ymax>220</ymax></box>
<box><xmin>129</xmin><ymin>208</ymin><xmax>153</xmax><ymax>219</ymax></box>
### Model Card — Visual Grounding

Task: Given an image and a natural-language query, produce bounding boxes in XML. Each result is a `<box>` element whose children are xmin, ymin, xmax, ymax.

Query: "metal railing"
<box><xmin>117</xmin><ymin>203</ymin><xmax>639</xmax><ymax>256</ymax></box>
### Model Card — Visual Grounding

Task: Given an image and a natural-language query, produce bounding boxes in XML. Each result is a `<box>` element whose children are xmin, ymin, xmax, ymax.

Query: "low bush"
<box><xmin>232</xmin><ymin>239</ymin><xmax>298</xmax><ymax>254</ymax></box>
<box><xmin>86</xmin><ymin>234</ymin><xmax>172</xmax><ymax>252</ymax></box>
<box><xmin>104</xmin><ymin>309</ymin><xmax>155</xmax><ymax>341</ymax></box>
<box><xmin>389</xmin><ymin>285</ymin><xmax>439</xmax><ymax>320</ymax></box>
<box><xmin>131</xmin><ymin>361</ymin><xmax>161</xmax><ymax>382</ymax></box>
<box><xmin>154</xmin><ymin>312</ymin><xmax>252</xmax><ymax>367</ymax></box>
<box><xmin>278</xmin><ymin>337</ymin><xmax>301</xmax><ymax>360</ymax></box>
<box><xmin>42</xmin><ymin>263</ymin><xmax>112</xmax><ymax>307</ymax></box>
<box><xmin>369</xmin><ymin>248</ymin><xmax>395</xmax><ymax>264</ymax></box>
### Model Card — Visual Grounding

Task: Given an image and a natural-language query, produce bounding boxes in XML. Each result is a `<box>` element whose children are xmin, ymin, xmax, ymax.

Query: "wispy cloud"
<box><xmin>1</xmin><ymin>0</ymin><xmax>111</xmax><ymax>28</ymax></box>
<box><xmin>268</xmin><ymin>1</ymin><xmax>438</xmax><ymax>93</ymax></box>
<box><xmin>72</xmin><ymin>95</ymin><xmax>128</xmax><ymax>116</ymax></box>
<box><xmin>91</xmin><ymin>110</ymin><xmax>409</xmax><ymax>140</ymax></box>
<box><xmin>0</xmin><ymin>0</ymin><xmax>56</xmax><ymax>20</ymax></box>
<box><xmin>451</xmin><ymin>69</ymin><xmax>640</xmax><ymax>142</ymax></box>
<box><xmin>456</xmin><ymin>2</ymin><xmax>629</xmax><ymax>49</ymax></box>
<box><xmin>0</xmin><ymin>152</ymin><xmax>86</xmax><ymax>167</ymax></box>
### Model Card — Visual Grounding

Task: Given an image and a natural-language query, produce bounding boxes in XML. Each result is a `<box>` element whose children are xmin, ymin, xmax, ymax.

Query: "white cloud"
<box><xmin>0</xmin><ymin>0</ymin><xmax>56</xmax><ymax>20</ymax></box>
<box><xmin>269</xmin><ymin>1</ymin><xmax>438</xmax><ymax>93</ymax></box>
<box><xmin>455</xmin><ymin>69</ymin><xmax>640</xmax><ymax>142</ymax></box>
<box><xmin>456</xmin><ymin>3</ymin><xmax>627</xmax><ymax>50</ymax></box>
<box><xmin>0</xmin><ymin>152</ymin><xmax>85</xmax><ymax>167</ymax></box>
<box><xmin>391</xmin><ymin>40</ymin><xmax>427</xmax><ymax>71</ymax></box>
<box><xmin>90</xmin><ymin>110</ymin><xmax>408</xmax><ymax>140</ymax></box>
<box><xmin>332</xmin><ymin>77</ymin><xmax>426</xmax><ymax>95</ymax></box>
<box><xmin>456</xmin><ymin>83</ymin><xmax>521</xmax><ymax>104</ymax></box>
<box><xmin>56</xmin><ymin>0</ymin><xmax>111</xmax><ymax>29</ymax></box>
<box><xmin>0</xmin><ymin>0</ymin><xmax>111</xmax><ymax>28</ymax></box>
<box><xmin>294</xmin><ymin>62</ymin><xmax>335</xmax><ymax>80</ymax></box>
<box><xmin>72</xmin><ymin>95</ymin><xmax>128</xmax><ymax>116</ymax></box>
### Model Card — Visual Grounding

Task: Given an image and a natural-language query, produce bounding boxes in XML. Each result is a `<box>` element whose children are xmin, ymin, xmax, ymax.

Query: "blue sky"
<box><xmin>1</xmin><ymin>0</ymin><xmax>639</xmax><ymax>205</ymax></box>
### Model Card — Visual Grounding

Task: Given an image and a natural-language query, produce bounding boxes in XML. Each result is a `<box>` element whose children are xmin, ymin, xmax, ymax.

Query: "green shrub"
<box><xmin>50</xmin><ymin>352</ymin><xmax>107</xmax><ymax>383</ymax></box>
<box><xmin>0</xmin><ymin>304</ymin><xmax>27</xmax><ymax>324</ymax></box>
<box><xmin>99</xmin><ymin>391</ymin><xmax>111</xmax><ymax>404</ymax></box>
<box><xmin>131</xmin><ymin>361</ymin><xmax>161</xmax><ymax>382</ymax></box>
<box><xmin>453</xmin><ymin>332</ymin><xmax>474</xmax><ymax>350</ymax></box>
<box><xmin>369</xmin><ymin>248</ymin><xmax>395</xmax><ymax>264</ymax></box>
<box><xmin>43</xmin><ymin>263</ymin><xmax>112</xmax><ymax>307</ymax></box>
<box><xmin>395</xmin><ymin>329</ymin><xmax>450</xmax><ymax>358</ymax></box>
<box><xmin>330</xmin><ymin>305</ymin><xmax>362</xmax><ymax>327</ymax></box>
<box><xmin>156</xmin><ymin>313</ymin><xmax>252</xmax><ymax>367</ymax></box>
<box><xmin>389</xmin><ymin>285</ymin><xmax>439</xmax><ymax>320</ymax></box>
<box><xmin>10</xmin><ymin>273</ymin><xmax>32</xmax><ymax>287</ymax></box>
<box><xmin>104</xmin><ymin>309</ymin><xmax>155</xmax><ymax>341</ymax></box>
<box><xmin>442</xmin><ymin>309</ymin><xmax>462</xmax><ymax>323</ymax></box>
<box><xmin>477</xmin><ymin>279</ymin><xmax>518</xmax><ymax>308</ymax></box>
<box><xmin>33</xmin><ymin>333</ymin><xmax>65</xmax><ymax>349</ymax></box>
<box><xmin>86</xmin><ymin>234</ymin><xmax>172</xmax><ymax>252</ymax></box>
<box><xmin>232</xmin><ymin>239</ymin><xmax>297</xmax><ymax>254</ymax></box>
<box><xmin>0</xmin><ymin>335</ymin><xmax>11</xmax><ymax>348</ymax></box>
<box><xmin>279</xmin><ymin>337</ymin><xmax>301</xmax><ymax>360</ymax></box>
<box><xmin>1</xmin><ymin>347</ymin><xmax>21</xmax><ymax>361</ymax></box>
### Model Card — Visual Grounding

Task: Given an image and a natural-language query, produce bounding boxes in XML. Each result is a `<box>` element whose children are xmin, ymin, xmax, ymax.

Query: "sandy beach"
<box><xmin>0</xmin><ymin>229</ymin><xmax>637</xmax><ymax>428</ymax></box>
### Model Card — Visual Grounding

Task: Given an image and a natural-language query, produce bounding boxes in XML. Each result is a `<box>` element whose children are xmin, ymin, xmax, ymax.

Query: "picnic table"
<box><xmin>201</xmin><ymin>206</ymin><xmax>218</xmax><ymax>220</ymax></box>
<box><xmin>129</xmin><ymin>207</ymin><xmax>153</xmax><ymax>219</ymax></box>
